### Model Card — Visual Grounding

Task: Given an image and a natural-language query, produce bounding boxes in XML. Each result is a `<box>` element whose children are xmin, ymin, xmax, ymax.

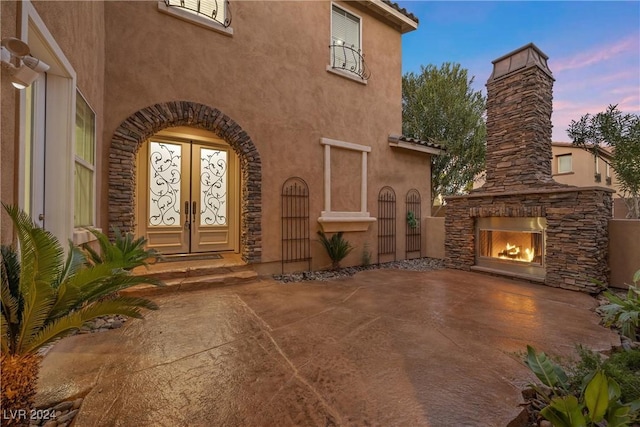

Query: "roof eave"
<box><xmin>357</xmin><ymin>0</ymin><xmax>419</xmax><ymax>34</ymax></box>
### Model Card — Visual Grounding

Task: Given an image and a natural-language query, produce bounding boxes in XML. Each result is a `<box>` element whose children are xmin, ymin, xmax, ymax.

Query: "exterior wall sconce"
<box><xmin>0</xmin><ymin>37</ymin><xmax>50</xmax><ymax>89</ymax></box>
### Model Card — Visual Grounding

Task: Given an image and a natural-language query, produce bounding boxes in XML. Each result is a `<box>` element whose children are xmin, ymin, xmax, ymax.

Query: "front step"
<box><xmin>122</xmin><ymin>270</ymin><xmax>258</xmax><ymax>296</ymax></box>
<box><xmin>126</xmin><ymin>253</ymin><xmax>257</xmax><ymax>295</ymax></box>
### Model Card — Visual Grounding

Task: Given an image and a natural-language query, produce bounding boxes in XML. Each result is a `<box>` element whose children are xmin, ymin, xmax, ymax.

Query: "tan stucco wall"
<box><xmin>552</xmin><ymin>144</ymin><xmax>619</xmax><ymax>192</ymax></box>
<box><xmin>102</xmin><ymin>1</ymin><xmax>430</xmax><ymax>266</ymax></box>
<box><xmin>424</xmin><ymin>216</ymin><xmax>445</xmax><ymax>259</ymax></box>
<box><xmin>609</xmin><ymin>219</ymin><xmax>640</xmax><ymax>289</ymax></box>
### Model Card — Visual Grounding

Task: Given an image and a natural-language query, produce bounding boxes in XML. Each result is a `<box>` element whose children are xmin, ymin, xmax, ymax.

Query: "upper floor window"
<box><xmin>164</xmin><ymin>0</ymin><xmax>230</xmax><ymax>27</ymax></box>
<box><xmin>329</xmin><ymin>5</ymin><xmax>370</xmax><ymax>80</ymax></box>
<box><xmin>159</xmin><ymin>0</ymin><xmax>232</xmax><ymax>35</ymax></box>
<box><xmin>557</xmin><ymin>154</ymin><xmax>572</xmax><ymax>174</ymax></box>
<box><xmin>74</xmin><ymin>92</ymin><xmax>96</xmax><ymax>227</ymax></box>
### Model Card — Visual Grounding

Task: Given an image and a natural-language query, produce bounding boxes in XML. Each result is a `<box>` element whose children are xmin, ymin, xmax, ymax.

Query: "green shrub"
<box><xmin>571</xmin><ymin>347</ymin><xmax>640</xmax><ymax>404</ymax></box>
<box><xmin>600</xmin><ymin>269</ymin><xmax>640</xmax><ymax>340</ymax></box>
<box><xmin>317</xmin><ymin>230</ymin><xmax>354</xmax><ymax>270</ymax></box>
<box><xmin>524</xmin><ymin>345</ymin><xmax>640</xmax><ymax>426</ymax></box>
<box><xmin>82</xmin><ymin>227</ymin><xmax>159</xmax><ymax>271</ymax></box>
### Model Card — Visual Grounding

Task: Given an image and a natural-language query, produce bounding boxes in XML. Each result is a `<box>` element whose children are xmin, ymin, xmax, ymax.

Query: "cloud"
<box><xmin>553</xmin><ymin>35</ymin><xmax>639</xmax><ymax>73</ymax></box>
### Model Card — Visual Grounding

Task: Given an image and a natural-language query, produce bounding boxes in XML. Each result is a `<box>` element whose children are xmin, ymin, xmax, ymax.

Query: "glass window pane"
<box><xmin>74</xmin><ymin>163</ymin><xmax>94</xmax><ymax>227</ymax></box>
<box><xmin>149</xmin><ymin>142</ymin><xmax>182</xmax><ymax>226</ymax></box>
<box><xmin>76</xmin><ymin>94</ymin><xmax>95</xmax><ymax>164</ymax></box>
<box><xmin>74</xmin><ymin>92</ymin><xmax>96</xmax><ymax>227</ymax></box>
<box><xmin>558</xmin><ymin>154</ymin><xmax>572</xmax><ymax>173</ymax></box>
<box><xmin>200</xmin><ymin>148</ymin><xmax>227</xmax><ymax>226</ymax></box>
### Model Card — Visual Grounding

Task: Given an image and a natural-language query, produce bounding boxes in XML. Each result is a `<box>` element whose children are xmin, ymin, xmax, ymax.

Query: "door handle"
<box><xmin>192</xmin><ymin>201</ymin><xmax>197</xmax><ymax>224</ymax></box>
<box><xmin>184</xmin><ymin>201</ymin><xmax>190</xmax><ymax>230</ymax></box>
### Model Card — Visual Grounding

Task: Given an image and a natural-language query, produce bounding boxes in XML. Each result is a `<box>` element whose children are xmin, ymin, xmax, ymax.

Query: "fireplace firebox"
<box><xmin>474</xmin><ymin>217</ymin><xmax>546</xmax><ymax>280</ymax></box>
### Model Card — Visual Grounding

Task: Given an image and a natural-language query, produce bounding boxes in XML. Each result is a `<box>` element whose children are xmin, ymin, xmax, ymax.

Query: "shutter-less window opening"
<box><xmin>332</xmin><ymin>6</ymin><xmax>360</xmax><ymax>49</ymax></box>
<box><xmin>164</xmin><ymin>0</ymin><xmax>231</xmax><ymax>27</ymax></box>
<box><xmin>329</xmin><ymin>5</ymin><xmax>370</xmax><ymax>80</ymax></box>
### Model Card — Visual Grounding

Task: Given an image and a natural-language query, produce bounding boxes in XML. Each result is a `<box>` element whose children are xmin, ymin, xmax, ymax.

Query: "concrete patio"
<box><xmin>36</xmin><ymin>269</ymin><xmax>619</xmax><ymax>426</ymax></box>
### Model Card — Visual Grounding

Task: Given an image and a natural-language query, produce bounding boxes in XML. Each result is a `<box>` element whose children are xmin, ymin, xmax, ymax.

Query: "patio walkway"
<box><xmin>36</xmin><ymin>269</ymin><xmax>619</xmax><ymax>426</ymax></box>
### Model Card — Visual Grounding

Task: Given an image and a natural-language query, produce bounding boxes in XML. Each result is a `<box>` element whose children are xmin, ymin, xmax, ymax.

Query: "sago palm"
<box><xmin>1</xmin><ymin>205</ymin><xmax>161</xmax><ymax>425</ymax></box>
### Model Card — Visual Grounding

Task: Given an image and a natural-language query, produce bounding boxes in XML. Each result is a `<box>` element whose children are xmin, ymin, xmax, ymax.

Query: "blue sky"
<box><xmin>397</xmin><ymin>1</ymin><xmax>640</xmax><ymax>142</ymax></box>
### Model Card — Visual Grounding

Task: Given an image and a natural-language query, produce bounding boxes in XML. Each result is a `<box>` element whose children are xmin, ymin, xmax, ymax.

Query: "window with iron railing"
<box><xmin>329</xmin><ymin>5</ymin><xmax>369</xmax><ymax>80</ymax></box>
<box><xmin>164</xmin><ymin>0</ymin><xmax>231</xmax><ymax>28</ymax></box>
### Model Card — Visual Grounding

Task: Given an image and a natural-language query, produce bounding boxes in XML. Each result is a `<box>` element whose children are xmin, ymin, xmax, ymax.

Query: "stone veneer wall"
<box><xmin>109</xmin><ymin>101</ymin><xmax>262</xmax><ymax>263</ymax></box>
<box><xmin>445</xmin><ymin>188</ymin><xmax>613</xmax><ymax>292</ymax></box>
<box><xmin>483</xmin><ymin>46</ymin><xmax>557</xmax><ymax>193</ymax></box>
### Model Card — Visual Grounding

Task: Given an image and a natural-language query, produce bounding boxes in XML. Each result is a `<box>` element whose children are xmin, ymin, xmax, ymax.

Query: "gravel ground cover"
<box><xmin>273</xmin><ymin>257</ymin><xmax>445</xmax><ymax>283</ymax></box>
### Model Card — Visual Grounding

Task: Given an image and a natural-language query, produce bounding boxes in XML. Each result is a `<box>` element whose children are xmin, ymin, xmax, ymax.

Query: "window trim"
<box><xmin>318</xmin><ymin>137</ymin><xmax>376</xmax><ymax>232</ymax></box>
<box><xmin>74</xmin><ymin>90</ymin><xmax>97</xmax><ymax>228</ymax></box>
<box><xmin>157</xmin><ymin>1</ymin><xmax>233</xmax><ymax>36</ymax></box>
<box><xmin>329</xmin><ymin>3</ymin><xmax>367</xmax><ymax>83</ymax></box>
<box><xmin>556</xmin><ymin>153</ymin><xmax>573</xmax><ymax>174</ymax></box>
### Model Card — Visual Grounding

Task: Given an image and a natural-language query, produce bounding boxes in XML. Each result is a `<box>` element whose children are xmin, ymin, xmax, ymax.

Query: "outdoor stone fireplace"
<box><xmin>445</xmin><ymin>43</ymin><xmax>614</xmax><ymax>292</ymax></box>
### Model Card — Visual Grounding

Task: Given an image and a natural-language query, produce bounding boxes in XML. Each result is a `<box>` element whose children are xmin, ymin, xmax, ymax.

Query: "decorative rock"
<box><xmin>52</xmin><ymin>401</ymin><xmax>73</xmax><ymax>412</ymax></box>
<box><xmin>540</xmin><ymin>421</ymin><xmax>552</xmax><ymax>427</ymax></box>
<box><xmin>93</xmin><ymin>319</ymin><xmax>106</xmax><ymax>329</ymax></box>
<box><xmin>111</xmin><ymin>320</ymin><xmax>123</xmax><ymax>329</ymax></box>
<box><xmin>72</xmin><ymin>398</ymin><xmax>83</xmax><ymax>410</ymax></box>
<box><xmin>55</xmin><ymin>409</ymin><xmax>78</xmax><ymax>424</ymax></box>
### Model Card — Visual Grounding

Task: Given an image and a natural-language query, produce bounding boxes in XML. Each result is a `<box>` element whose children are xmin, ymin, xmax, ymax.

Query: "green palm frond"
<box><xmin>83</xmin><ymin>227</ymin><xmax>158</xmax><ymax>270</ymax></box>
<box><xmin>1</xmin><ymin>245</ymin><xmax>21</xmax><ymax>324</ymax></box>
<box><xmin>2</xmin><ymin>204</ymin><xmax>163</xmax><ymax>356</ymax></box>
<box><xmin>54</xmin><ymin>245</ymin><xmax>86</xmax><ymax>289</ymax></box>
<box><xmin>22</xmin><ymin>296</ymin><xmax>158</xmax><ymax>354</ymax></box>
<box><xmin>4</xmin><ymin>206</ymin><xmax>62</xmax><ymax>354</ymax></box>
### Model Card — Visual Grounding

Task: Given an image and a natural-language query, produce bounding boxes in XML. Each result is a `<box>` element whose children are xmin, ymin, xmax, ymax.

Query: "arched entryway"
<box><xmin>108</xmin><ymin>101</ymin><xmax>261</xmax><ymax>262</ymax></box>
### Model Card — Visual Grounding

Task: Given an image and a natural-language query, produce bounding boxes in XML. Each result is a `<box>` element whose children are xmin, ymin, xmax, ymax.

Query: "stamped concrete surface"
<box><xmin>36</xmin><ymin>269</ymin><xmax>619</xmax><ymax>426</ymax></box>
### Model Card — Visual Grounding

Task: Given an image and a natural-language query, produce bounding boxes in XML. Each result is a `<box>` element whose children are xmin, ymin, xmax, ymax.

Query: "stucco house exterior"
<box><xmin>1</xmin><ymin>0</ymin><xmax>441</xmax><ymax>273</ymax></box>
<box><xmin>550</xmin><ymin>142</ymin><xmax>630</xmax><ymax>218</ymax></box>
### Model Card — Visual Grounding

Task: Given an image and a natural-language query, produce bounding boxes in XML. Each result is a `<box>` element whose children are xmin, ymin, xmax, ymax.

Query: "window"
<box><xmin>329</xmin><ymin>5</ymin><xmax>369</xmax><ymax>80</ymax></box>
<box><xmin>74</xmin><ymin>92</ymin><xmax>95</xmax><ymax>227</ymax></box>
<box><xmin>158</xmin><ymin>0</ymin><xmax>232</xmax><ymax>35</ymax></box>
<box><xmin>557</xmin><ymin>154</ymin><xmax>572</xmax><ymax>174</ymax></box>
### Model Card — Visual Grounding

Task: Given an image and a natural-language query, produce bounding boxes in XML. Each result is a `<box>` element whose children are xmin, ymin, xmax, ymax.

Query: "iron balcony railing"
<box><xmin>164</xmin><ymin>0</ymin><xmax>231</xmax><ymax>28</ymax></box>
<box><xmin>329</xmin><ymin>43</ymin><xmax>370</xmax><ymax>80</ymax></box>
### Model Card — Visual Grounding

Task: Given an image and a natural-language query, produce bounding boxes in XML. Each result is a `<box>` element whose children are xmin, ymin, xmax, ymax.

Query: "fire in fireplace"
<box><xmin>474</xmin><ymin>217</ymin><xmax>546</xmax><ymax>280</ymax></box>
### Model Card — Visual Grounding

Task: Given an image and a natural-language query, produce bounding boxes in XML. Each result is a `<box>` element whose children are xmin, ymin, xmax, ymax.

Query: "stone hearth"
<box><xmin>445</xmin><ymin>44</ymin><xmax>613</xmax><ymax>292</ymax></box>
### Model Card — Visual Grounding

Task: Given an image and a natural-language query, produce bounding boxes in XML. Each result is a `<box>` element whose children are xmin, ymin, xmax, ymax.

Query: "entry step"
<box><xmin>122</xmin><ymin>270</ymin><xmax>259</xmax><ymax>296</ymax></box>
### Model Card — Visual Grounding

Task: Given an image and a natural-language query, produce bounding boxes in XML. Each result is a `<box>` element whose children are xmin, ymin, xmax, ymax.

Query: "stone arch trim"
<box><xmin>108</xmin><ymin>101</ymin><xmax>261</xmax><ymax>263</ymax></box>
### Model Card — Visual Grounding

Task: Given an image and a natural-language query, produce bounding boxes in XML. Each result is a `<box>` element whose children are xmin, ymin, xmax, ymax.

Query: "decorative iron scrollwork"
<box><xmin>149</xmin><ymin>143</ymin><xmax>182</xmax><ymax>226</ymax></box>
<box><xmin>164</xmin><ymin>0</ymin><xmax>232</xmax><ymax>28</ymax></box>
<box><xmin>329</xmin><ymin>43</ymin><xmax>370</xmax><ymax>80</ymax></box>
<box><xmin>200</xmin><ymin>148</ymin><xmax>227</xmax><ymax>226</ymax></box>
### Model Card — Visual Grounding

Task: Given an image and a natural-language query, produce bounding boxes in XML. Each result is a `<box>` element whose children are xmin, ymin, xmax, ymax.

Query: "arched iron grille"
<box><xmin>329</xmin><ymin>44</ymin><xmax>370</xmax><ymax>80</ymax></box>
<box><xmin>165</xmin><ymin>0</ymin><xmax>232</xmax><ymax>27</ymax></box>
<box><xmin>405</xmin><ymin>189</ymin><xmax>421</xmax><ymax>258</ymax></box>
<box><xmin>377</xmin><ymin>186</ymin><xmax>396</xmax><ymax>263</ymax></box>
<box><xmin>281</xmin><ymin>177</ymin><xmax>311</xmax><ymax>273</ymax></box>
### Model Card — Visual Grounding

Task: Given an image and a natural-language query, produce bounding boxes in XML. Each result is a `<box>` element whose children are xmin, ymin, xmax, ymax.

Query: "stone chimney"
<box><xmin>480</xmin><ymin>43</ymin><xmax>558</xmax><ymax>193</ymax></box>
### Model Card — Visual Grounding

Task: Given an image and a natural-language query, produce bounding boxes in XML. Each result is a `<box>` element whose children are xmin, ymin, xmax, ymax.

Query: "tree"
<box><xmin>1</xmin><ymin>205</ymin><xmax>161</xmax><ymax>425</ymax></box>
<box><xmin>402</xmin><ymin>63</ymin><xmax>486</xmax><ymax>205</ymax></box>
<box><xmin>567</xmin><ymin>105</ymin><xmax>640</xmax><ymax>219</ymax></box>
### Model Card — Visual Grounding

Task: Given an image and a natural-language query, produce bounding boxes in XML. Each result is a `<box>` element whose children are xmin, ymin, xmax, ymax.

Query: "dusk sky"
<box><xmin>397</xmin><ymin>1</ymin><xmax>640</xmax><ymax>142</ymax></box>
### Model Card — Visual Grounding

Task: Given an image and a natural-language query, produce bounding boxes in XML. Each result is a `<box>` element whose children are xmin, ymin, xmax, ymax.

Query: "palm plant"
<box><xmin>81</xmin><ymin>226</ymin><xmax>160</xmax><ymax>270</ymax></box>
<box><xmin>317</xmin><ymin>230</ymin><xmax>354</xmax><ymax>270</ymax></box>
<box><xmin>1</xmin><ymin>205</ymin><xmax>161</xmax><ymax>424</ymax></box>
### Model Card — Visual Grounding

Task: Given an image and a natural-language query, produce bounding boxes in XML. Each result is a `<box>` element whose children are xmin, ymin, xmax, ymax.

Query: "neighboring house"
<box><xmin>1</xmin><ymin>0</ymin><xmax>442</xmax><ymax>272</ymax></box>
<box><xmin>472</xmin><ymin>142</ymin><xmax>627</xmax><ymax>218</ymax></box>
<box><xmin>551</xmin><ymin>142</ymin><xmax>629</xmax><ymax>218</ymax></box>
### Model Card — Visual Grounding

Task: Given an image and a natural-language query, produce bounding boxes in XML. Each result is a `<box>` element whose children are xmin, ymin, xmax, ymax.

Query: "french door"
<box><xmin>138</xmin><ymin>138</ymin><xmax>237</xmax><ymax>254</ymax></box>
